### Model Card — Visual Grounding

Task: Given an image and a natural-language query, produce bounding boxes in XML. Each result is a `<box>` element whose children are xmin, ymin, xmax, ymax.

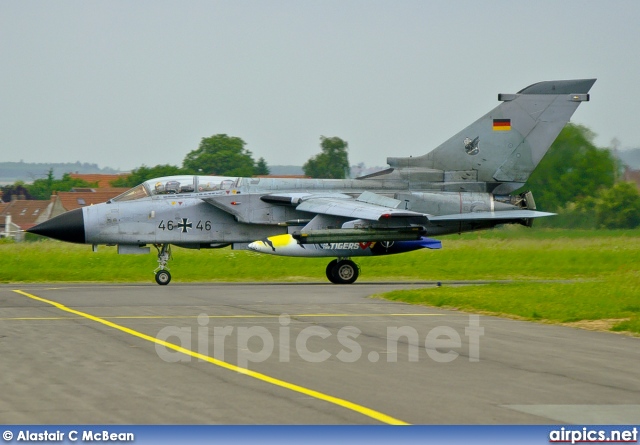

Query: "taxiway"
<box><xmin>1</xmin><ymin>283</ymin><xmax>638</xmax><ymax>424</ymax></box>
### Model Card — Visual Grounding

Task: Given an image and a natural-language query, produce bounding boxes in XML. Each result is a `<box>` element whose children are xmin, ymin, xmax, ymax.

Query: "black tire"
<box><xmin>332</xmin><ymin>260</ymin><xmax>359</xmax><ymax>284</ymax></box>
<box><xmin>155</xmin><ymin>270</ymin><xmax>171</xmax><ymax>285</ymax></box>
<box><xmin>325</xmin><ymin>259</ymin><xmax>339</xmax><ymax>283</ymax></box>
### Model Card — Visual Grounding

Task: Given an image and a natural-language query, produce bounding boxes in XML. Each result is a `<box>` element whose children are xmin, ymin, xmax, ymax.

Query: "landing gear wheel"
<box><xmin>153</xmin><ymin>244</ymin><xmax>173</xmax><ymax>285</ymax></box>
<box><xmin>155</xmin><ymin>270</ymin><xmax>171</xmax><ymax>285</ymax></box>
<box><xmin>326</xmin><ymin>259</ymin><xmax>339</xmax><ymax>283</ymax></box>
<box><xmin>335</xmin><ymin>260</ymin><xmax>359</xmax><ymax>284</ymax></box>
<box><xmin>326</xmin><ymin>259</ymin><xmax>359</xmax><ymax>284</ymax></box>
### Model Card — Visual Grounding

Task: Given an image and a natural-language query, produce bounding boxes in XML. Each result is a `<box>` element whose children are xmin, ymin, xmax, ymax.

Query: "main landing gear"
<box><xmin>154</xmin><ymin>244</ymin><xmax>172</xmax><ymax>285</ymax></box>
<box><xmin>151</xmin><ymin>244</ymin><xmax>360</xmax><ymax>285</ymax></box>
<box><xmin>325</xmin><ymin>258</ymin><xmax>359</xmax><ymax>284</ymax></box>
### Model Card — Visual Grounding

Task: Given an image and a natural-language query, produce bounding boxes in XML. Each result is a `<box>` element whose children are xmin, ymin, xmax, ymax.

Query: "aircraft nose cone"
<box><xmin>27</xmin><ymin>208</ymin><xmax>86</xmax><ymax>243</ymax></box>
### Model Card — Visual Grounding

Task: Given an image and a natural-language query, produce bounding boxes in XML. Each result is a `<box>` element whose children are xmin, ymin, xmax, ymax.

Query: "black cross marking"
<box><xmin>177</xmin><ymin>218</ymin><xmax>192</xmax><ymax>233</ymax></box>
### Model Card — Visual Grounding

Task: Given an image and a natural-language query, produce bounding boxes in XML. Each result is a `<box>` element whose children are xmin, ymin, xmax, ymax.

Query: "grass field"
<box><xmin>2</xmin><ymin>227</ymin><xmax>639</xmax><ymax>334</ymax></box>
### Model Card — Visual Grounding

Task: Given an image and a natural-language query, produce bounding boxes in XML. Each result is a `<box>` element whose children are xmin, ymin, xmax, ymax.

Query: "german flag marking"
<box><xmin>493</xmin><ymin>118</ymin><xmax>511</xmax><ymax>131</ymax></box>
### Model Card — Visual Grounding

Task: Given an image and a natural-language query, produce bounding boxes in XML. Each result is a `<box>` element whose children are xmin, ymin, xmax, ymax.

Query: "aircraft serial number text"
<box><xmin>157</xmin><ymin>219</ymin><xmax>210</xmax><ymax>232</ymax></box>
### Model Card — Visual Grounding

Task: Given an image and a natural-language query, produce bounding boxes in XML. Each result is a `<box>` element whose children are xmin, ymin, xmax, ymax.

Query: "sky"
<box><xmin>1</xmin><ymin>0</ymin><xmax>639</xmax><ymax>172</ymax></box>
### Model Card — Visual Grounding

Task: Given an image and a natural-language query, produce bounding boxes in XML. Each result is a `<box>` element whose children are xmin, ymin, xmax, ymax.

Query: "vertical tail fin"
<box><xmin>387</xmin><ymin>79</ymin><xmax>596</xmax><ymax>188</ymax></box>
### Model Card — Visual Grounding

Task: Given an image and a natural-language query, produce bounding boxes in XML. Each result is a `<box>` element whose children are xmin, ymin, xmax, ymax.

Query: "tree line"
<box><xmin>524</xmin><ymin>124</ymin><xmax>640</xmax><ymax>229</ymax></box>
<box><xmin>2</xmin><ymin>126</ymin><xmax>639</xmax><ymax>229</ymax></box>
<box><xmin>1</xmin><ymin>134</ymin><xmax>350</xmax><ymax>199</ymax></box>
<box><xmin>110</xmin><ymin>134</ymin><xmax>350</xmax><ymax>187</ymax></box>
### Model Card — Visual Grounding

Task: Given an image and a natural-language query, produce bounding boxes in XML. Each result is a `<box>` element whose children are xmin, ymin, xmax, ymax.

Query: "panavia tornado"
<box><xmin>29</xmin><ymin>79</ymin><xmax>595</xmax><ymax>285</ymax></box>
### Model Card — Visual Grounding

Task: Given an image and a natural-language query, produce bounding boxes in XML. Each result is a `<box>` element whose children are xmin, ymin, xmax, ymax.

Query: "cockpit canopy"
<box><xmin>110</xmin><ymin>176</ymin><xmax>239</xmax><ymax>202</ymax></box>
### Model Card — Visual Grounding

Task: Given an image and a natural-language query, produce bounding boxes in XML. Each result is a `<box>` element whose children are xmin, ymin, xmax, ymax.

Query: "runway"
<box><xmin>1</xmin><ymin>283</ymin><xmax>639</xmax><ymax>424</ymax></box>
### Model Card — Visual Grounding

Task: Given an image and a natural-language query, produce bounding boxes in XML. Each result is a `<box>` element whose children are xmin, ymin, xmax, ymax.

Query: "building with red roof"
<box><xmin>1</xmin><ymin>186</ymin><xmax>129</xmax><ymax>240</ymax></box>
<box><xmin>0</xmin><ymin>198</ymin><xmax>56</xmax><ymax>240</ymax></box>
<box><xmin>68</xmin><ymin>173</ymin><xmax>129</xmax><ymax>188</ymax></box>
<box><xmin>52</xmin><ymin>188</ymin><xmax>129</xmax><ymax>212</ymax></box>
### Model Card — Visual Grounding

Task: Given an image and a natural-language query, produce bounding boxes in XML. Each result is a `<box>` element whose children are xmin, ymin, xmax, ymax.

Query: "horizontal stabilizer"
<box><xmin>428</xmin><ymin>210</ymin><xmax>555</xmax><ymax>222</ymax></box>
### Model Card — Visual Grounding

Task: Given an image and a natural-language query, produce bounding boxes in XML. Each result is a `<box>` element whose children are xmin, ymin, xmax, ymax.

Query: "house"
<box><xmin>51</xmin><ymin>188</ymin><xmax>129</xmax><ymax>213</ymax></box>
<box><xmin>1</xmin><ymin>186</ymin><xmax>129</xmax><ymax>241</ymax></box>
<box><xmin>68</xmin><ymin>173</ymin><xmax>129</xmax><ymax>188</ymax></box>
<box><xmin>0</xmin><ymin>197</ymin><xmax>56</xmax><ymax>241</ymax></box>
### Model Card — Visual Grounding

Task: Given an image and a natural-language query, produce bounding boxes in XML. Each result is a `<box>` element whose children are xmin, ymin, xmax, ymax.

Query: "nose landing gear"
<box><xmin>153</xmin><ymin>244</ymin><xmax>172</xmax><ymax>285</ymax></box>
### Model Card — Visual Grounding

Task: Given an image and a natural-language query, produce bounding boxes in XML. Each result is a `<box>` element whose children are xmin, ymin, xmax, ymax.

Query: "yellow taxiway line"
<box><xmin>1</xmin><ymin>313</ymin><xmax>444</xmax><ymax>321</ymax></box>
<box><xmin>12</xmin><ymin>289</ymin><xmax>410</xmax><ymax>425</ymax></box>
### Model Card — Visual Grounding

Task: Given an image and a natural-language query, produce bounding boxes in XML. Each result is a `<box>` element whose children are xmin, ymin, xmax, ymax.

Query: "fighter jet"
<box><xmin>28</xmin><ymin>79</ymin><xmax>595</xmax><ymax>285</ymax></box>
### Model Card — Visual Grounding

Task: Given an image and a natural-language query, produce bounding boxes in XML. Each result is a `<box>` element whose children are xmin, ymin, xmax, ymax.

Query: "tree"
<box><xmin>1</xmin><ymin>181</ymin><xmax>33</xmax><ymax>202</ymax></box>
<box><xmin>594</xmin><ymin>182</ymin><xmax>640</xmax><ymax>229</ymax></box>
<box><xmin>524</xmin><ymin>124</ymin><xmax>617</xmax><ymax>211</ymax></box>
<box><xmin>303</xmin><ymin>136</ymin><xmax>350</xmax><ymax>179</ymax></box>
<box><xmin>26</xmin><ymin>170</ymin><xmax>94</xmax><ymax>200</ymax></box>
<box><xmin>254</xmin><ymin>157</ymin><xmax>270</xmax><ymax>176</ymax></box>
<box><xmin>110</xmin><ymin>164</ymin><xmax>186</xmax><ymax>188</ymax></box>
<box><xmin>182</xmin><ymin>134</ymin><xmax>256</xmax><ymax>177</ymax></box>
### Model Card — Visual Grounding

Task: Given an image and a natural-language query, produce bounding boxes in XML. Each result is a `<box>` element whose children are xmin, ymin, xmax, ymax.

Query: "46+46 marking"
<box><xmin>158</xmin><ymin>218</ymin><xmax>211</xmax><ymax>233</ymax></box>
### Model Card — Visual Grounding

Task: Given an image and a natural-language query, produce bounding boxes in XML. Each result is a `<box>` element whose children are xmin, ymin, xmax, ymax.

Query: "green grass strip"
<box><xmin>2</xmin><ymin>228</ymin><xmax>639</xmax><ymax>334</ymax></box>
